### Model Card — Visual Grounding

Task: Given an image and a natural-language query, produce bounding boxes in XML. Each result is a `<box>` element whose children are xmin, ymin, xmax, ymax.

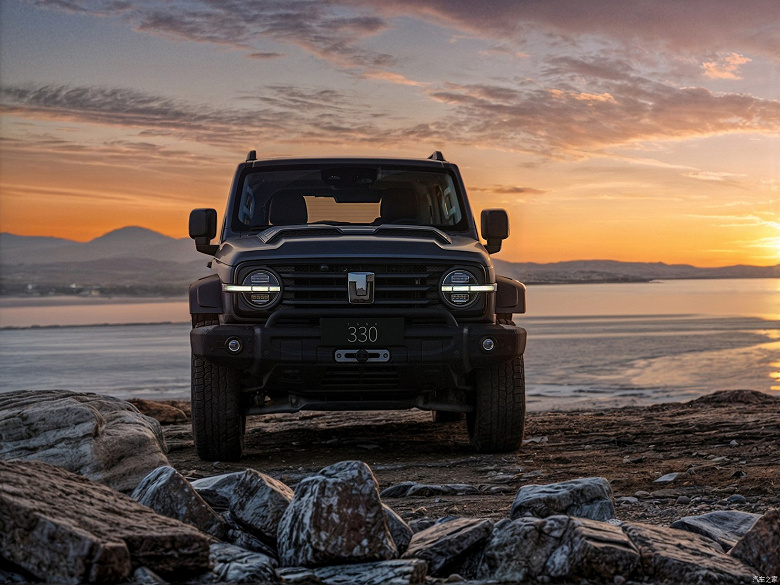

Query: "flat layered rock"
<box><xmin>624</xmin><ymin>522</ymin><xmax>753</xmax><ymax>584</ymax></box>
<box><xmin>279</xmin><ymin>559</ymin><xmax>427</xmax><ymax>585</ymax></box>
<box><xmin>277</xmin><ymin>461</ymin><xmax>396</xmax><ymax>567</ymax></box>
<box><xmin>671</xmin><ymin>510</ymin><xmax>760</xmax><ymax>551</ymax></box>
<box><xmin>0</xmin><ymin>389</ymin><xmax>168</xmax><ymax>493</ymax></box>
<box><xmin>510</xmin><ymin>477</ymin><xmax>616</xmax><ymax>521</ymax></box>
<box><xmin>0</xmin><ymin>459</ymin><xmax>210</xmax><ymax>584</ymax></box>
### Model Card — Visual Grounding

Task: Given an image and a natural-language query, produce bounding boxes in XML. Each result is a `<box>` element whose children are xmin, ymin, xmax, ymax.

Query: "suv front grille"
<box><xmin>273</xmin><ymin>263</ymin><xmax>447</xmax><ymax>309</ymax></box>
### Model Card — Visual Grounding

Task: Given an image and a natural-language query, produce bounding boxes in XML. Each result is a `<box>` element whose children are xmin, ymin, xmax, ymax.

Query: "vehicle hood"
<box><xmin>214</xmin><ymin>225</ymin><xmax>491</xmax><ymax>268</ymax></box>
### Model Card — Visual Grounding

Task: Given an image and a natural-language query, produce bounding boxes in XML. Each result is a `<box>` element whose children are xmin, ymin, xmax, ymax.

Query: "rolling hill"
<box><xmin>0</xmin><ymin>227</ymin><xmax>777</xmax><ymax>296</ymax></box>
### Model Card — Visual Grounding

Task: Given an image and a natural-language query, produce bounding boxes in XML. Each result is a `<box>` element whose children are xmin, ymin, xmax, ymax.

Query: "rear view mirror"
<box><xmin>189</xmin><ymin>208</ymin><xmax>219</xmax><ymax>255</ymax></box>
<box><xmin>481</xmin><ymin>209</ymin><xmax>509</xmax><ymax>254</ymax></box>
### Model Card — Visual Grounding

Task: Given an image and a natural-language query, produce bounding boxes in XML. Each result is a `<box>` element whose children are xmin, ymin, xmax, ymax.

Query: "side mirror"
<box><xmin>189</xmin><ymin>208</ymin><xmax>219</xmax><ymax>255</ymax></box>
<box><xmin>481</xmin><ymin>209</ymin><xmax>509</xmax><ymax>254</ymax></box>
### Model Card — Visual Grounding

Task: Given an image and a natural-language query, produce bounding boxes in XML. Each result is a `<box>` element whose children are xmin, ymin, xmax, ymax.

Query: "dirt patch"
<box><xmin>155</xmin><ymin>390</ymin><xmax>780</xmax><ymax>526</ymax></box>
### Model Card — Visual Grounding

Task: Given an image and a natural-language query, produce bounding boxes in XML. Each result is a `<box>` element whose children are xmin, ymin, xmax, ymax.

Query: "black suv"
<box><xmin>188</xmin><ymin>151</ymin><xmax>527</xmax><ymax>460</ymax></box>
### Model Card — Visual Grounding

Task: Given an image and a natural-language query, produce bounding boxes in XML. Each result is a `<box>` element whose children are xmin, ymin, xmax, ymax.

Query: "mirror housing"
<box><xmin>189</xmin><ymin>208</ymin><xmax>219</xmax><ymax>255</ymax></box>
<box><xmin>481</xmin><ymin>209</ymin><xmax>509</xmax><ymax>254</ymax></box>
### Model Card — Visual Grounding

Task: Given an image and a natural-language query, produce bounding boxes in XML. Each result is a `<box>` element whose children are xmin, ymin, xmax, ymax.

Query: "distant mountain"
<box><xmin>0</xmin><ymin>228</ymin><xmax>777</xmax><ymax>296</ymax></box>
<box><xmin>0</xmin><ymin>227</ymin><xmax>209</xmax><ymax>296</ymax></box>
<box><xmin>493</xmin><ymin>259</ymin><xmax>780</xmax><ymax>283</ymax></box>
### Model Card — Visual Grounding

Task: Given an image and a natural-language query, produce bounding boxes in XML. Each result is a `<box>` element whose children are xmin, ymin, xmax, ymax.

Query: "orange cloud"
<box><xmin>702</xmin><ymin>53</ymin><xmax>752</xmax><ymax>80</ymax></box>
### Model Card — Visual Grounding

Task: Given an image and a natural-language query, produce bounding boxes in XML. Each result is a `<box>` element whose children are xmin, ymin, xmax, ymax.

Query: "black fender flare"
<box><xmin>189</xmin><ymin>274</ymin><xmax>223</xmax><ymax>315</ymax></box>
<box><xmin>495</xmin><ymin>275</ymin><xmax>526</xmax><ymax>314</ymax></box>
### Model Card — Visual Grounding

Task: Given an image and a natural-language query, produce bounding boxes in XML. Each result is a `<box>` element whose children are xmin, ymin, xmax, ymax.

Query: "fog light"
<box><xmin>227</xmin><ymin>337</ymin><xmax>243</xmax><ymax>353</ymax></box>
<box><xmin>481</xmin><ymin>337</ymin><xmax>496</xmax><ymax>352</ymax></box>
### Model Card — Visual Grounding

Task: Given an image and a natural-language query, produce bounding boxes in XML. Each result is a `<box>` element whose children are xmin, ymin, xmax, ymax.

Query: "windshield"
<box><xmin>231</xmin><ymin>166</ymin><xmax>469</xmax><ymax>233</ymax></box>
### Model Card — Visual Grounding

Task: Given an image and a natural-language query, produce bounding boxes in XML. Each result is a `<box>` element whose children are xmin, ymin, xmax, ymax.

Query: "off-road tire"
<box><xmin>191</xmin><ymin>314</ymin><xmax>245</xmax><ymax>461</ymax></box>
<box><xmin>431</xmin><ymin>410</ymin><xmax>463</xmax><ymax>424</ymax></box>
<box><xmin>467</xmin><ymin>356</ymin><xmax>525</xmax><ymax>453</ymax></box>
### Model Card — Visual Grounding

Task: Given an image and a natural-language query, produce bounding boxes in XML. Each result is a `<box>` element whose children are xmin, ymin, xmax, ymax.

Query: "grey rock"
<box><xmin>277</xmin><ymin>566</ymin><xmax>324</xmax><ymax>584</ymax></box>
<box><xmin>129</xmin><ymin>566</ymin><xmax>168</xmax><ymax>584</ymax></box>
<box><xmin>191</xmin><ymin>471</ymin><xmax>245</xmax><ymax>510</ymax></box>
<box><xmin>670</xmin><ymin>510</ymin><xmax>760</xmax><ymax>551</ymax></box>
<box><xmin>729</xmin><ymin>508</ymin><xmax>780</xmax><ymax>576</ymax></box>
<box><xmin>383</xmin><ymin>504</ymin><xmax>414</xmax><ymax>555</ymax></box>
<box><xmin>206</xmin><ymin>542</ymin><xmax>278</xmax><ymax>584</ymax></box>
<box><xmin>224</xmin><ymin>524</ymin><xmax>278</xmax><ymax>558</ymax></box>
<box><xmin>380</xmin><ymin>482</ymin><xmax>479</xmax><ymax>498</ymax></box>
<box><xmin>132</xmin><ymin>465</ymin><xmax>227</xmax><ymax>539</ymax></box>
<box><xmin>409</xmin><ymin>518</ymin><xmax>436</xmax><ymax>533</ymax></box>
<box><xmin>312</xmin><ymin>559</ymin><xmax>427</xmax><ymax>585</ymax></box>
<box><xmin>624</xmin><ymin>522</ymin><xmax>753</xmax><ymax>584</ymax></box>
<box><xmin>230</xmin><ymin>469</ymin><xmax>294</xmax><ymax>544</ymax></box>
<box><xmin>510</xmin><ymin>477</ymin><xmax>616</xmax><ymax>521</ymax></box>
<box><xmin>676</xmin><ymin>495</ymin><xmax>691</xmax><ymax>505</ymax></box>
<box><xmin>277</xmin><ymin>461</ymin><xmax>396</xmax><ymax>567</ymax></box>
<box><xmin>0</xmin><ymin>389</ymin><xmax>169</xmax><ymax>493</ymax></box>
<box><xmin>0</xmin><ymin>459</ymin><xmax>210</xmax><ymax>584</ymax></box>
<box><xmin>727</xmin><ymin>494</ymin><xmax>748</xmax><ymax>504</ymax></box>
<box><xmin>478</xmin><ymin>515</ymin><xmax>639</xmax><ymax>582</ymax></box>
<box><xmin>379</xmin><ymin>482</ymin><xmax>417</xmax><ymax>498</ymax></box>
<box><xmin>402</xmin><ymin>517</ymin><xmax>493</xmax><ymax>577</ymax></box>
<box><xmin>654</xmin><ymin>472</ymin><xmax>680</xmax><ymax>483</ymax></box>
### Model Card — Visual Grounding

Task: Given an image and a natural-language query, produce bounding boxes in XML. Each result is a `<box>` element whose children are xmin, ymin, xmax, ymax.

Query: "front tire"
<box><xmin>467</xmin><ymin>356</ymin><xmax>526</xmax><ymax>453</ymax></box>
<box><xmin>191</xmin><ymin>314</ymin><xmax>245</xmax><ymax>461</ymax></box>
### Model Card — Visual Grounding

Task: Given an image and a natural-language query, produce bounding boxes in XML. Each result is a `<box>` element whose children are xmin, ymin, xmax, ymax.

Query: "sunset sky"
<box><xmin>1</xmin><ymin>0</ymin><xmax>779</xmax><ymax>266</ymax></box>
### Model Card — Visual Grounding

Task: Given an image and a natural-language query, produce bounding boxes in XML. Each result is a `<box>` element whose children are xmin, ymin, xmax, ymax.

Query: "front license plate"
<box><xmin>321</xmin><ymin>318</ymin><xmax>404</xmax><ymax>346</ymax></box>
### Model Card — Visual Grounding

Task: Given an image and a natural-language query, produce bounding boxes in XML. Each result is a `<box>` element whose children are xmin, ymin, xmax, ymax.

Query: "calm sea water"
<box><xmin>1</xmin><ymin>279</ymin><xmax>778</xmax><ymax>410</ymax></box>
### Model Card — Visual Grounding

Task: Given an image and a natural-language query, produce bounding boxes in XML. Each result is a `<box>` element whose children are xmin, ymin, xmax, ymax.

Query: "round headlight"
<box><xmin>242</xmin><ymin>269</ymin><xmax>282</xmax><ymax>308</ymax></box>
<box><xmin>440</xmin><ymin>269</ymin><xmax>480</xmax><ymax>308</ymax></box>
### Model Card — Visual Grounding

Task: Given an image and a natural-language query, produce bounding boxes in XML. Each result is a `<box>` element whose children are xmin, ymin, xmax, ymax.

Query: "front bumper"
<box><xmin>191</xmin><ymin>308</ymin><xmax>525</xmax><ymax>395</ymax></box>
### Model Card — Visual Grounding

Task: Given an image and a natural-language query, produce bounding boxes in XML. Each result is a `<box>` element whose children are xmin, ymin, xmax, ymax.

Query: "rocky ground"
<box><xmin>154</xmin><ymin>389</ymin><xmax>780</xmax><ymax>528</ymax></box>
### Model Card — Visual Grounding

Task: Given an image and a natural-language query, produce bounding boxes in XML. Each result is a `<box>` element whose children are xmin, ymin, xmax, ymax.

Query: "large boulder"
<box><xmin>510</xmin><ymin>477</ymin><xmax>616</xmax><ymax>521</ymax></box>
<box><xmin>230</xmin><ymin>469</ymin><xmax>295</xmax><ymax>545</ymax></box>
<box><xmin>478</xmin><ymin>515</ymin><xmax>639</xmax><ymax>582</ymax></box>
<box><xmin>624</xmin><ymin>522</ymin><xmax>753</xmax><ymax>584</ymax></box>
<box><xmin>276</xmin><ymin>461</ymin><xmax>396</xmax><ymax>567</ymax></box>
<box><xmin>0</xmin><ymin>390</ymin><xmax>168</xmax><ymax>493</ymax></box>
<box><xmin>131</xmin><ymin>466</ymin><xmax>227</xmax><ymax>539</ymax></box>
<box><xmin>729</xmin><ymin>508</ymin><xmax>780</xmax><ymax>576</ymax></box>
<box><xmin>402</xmin><ymin>517</ymin><xmax>493</xmax><ymax>577</ymax></box>
<box><xmin>0</xmin><ymin>459</ymin><xmax>211</xmax><ymax>584</ymax></box>
<box><xmin>671</xmin><ymin>510</ymin><xmax>761</xmax><ymax>551</ymax></box>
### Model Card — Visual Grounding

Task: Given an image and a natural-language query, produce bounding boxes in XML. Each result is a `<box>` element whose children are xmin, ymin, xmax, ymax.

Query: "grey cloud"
<box><xmin>0</xmin><ymin>83</ymin><xmax>401</xmax><ymax>147</ymax></box>
<box><xmin>426</xmin><ymin>75</ymin><xmax>780</xmax><ymax>156</ymax></box>
<box><xmin>32</xmin><ymin>0</ymin><xmax>395</xmax><ymax>71</ymax></box>
<box><xmin>353</xmin><ymin>0</ymin><xmax>780</xmax><ymax>59</ymax></box>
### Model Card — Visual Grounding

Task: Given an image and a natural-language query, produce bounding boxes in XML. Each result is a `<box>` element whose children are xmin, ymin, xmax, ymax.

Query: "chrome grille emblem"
<box><xmin>348</xmin><ymin>272</ymin><xmax>374</xmax><ymax>304</ymax></box>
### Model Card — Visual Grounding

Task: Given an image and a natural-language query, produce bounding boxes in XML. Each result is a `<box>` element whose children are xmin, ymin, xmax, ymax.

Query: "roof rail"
<box><xmin>246</xmin><ymin>150</ymin><xmax>257</xmax><ymax>162</ymax></box>
<box><xmin>427</xmin><ymin>151</ymin><xmax>446</xmax><ymax>161</ymax></box>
